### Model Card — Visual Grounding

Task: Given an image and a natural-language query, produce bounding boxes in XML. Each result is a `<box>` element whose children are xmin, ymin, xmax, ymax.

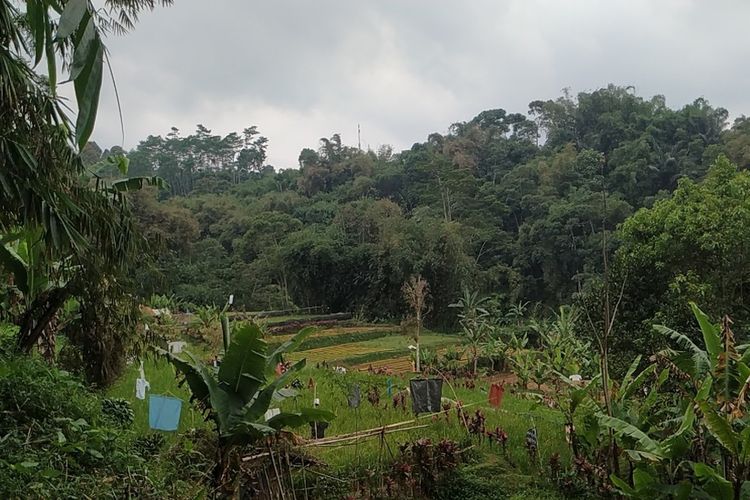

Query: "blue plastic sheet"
<box><xmin>148</xmin><ymin>395</ymin><xmax>182</xmax><ymax>431</ymax></box>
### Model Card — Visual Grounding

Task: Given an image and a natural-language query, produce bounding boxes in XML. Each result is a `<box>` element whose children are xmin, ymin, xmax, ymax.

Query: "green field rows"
<box><xmin>286</xmin><ymin>331</ymin><xmax>460</xmax><ymax>365</ymax></box>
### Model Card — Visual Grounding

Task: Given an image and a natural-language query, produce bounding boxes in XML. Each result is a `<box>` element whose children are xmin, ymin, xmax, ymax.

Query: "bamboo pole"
<box><xmin>307</xmin><ymin>425</ymin><xmax>430</xmax><ymax>447</ymax></box>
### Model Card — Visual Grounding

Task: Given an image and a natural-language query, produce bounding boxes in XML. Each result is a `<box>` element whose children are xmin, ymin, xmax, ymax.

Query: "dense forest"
<box><xmin>92</xmin><ymin>86</ymin><xmax>750</xmax><ymax>360</ymax></box>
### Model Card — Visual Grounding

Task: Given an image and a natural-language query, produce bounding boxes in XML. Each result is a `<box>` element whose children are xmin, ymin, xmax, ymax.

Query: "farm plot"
<box><xmin>288</xmin><ymin>332</ymin><xmax>460</xmax><ymax>366</ymax></box>
<box><xmin>353</xmin><ymin>355</ymin><xmax>413</xmax><ymax>373</ymax></box>
<box><xmin>277</xmin><ymin>366</ymin><xmax>570</xmax><ymax>484</ymax></box>
<box><xmin>352</xmin><ymin>345</ymin><xmax>465</xmax><ymax>373</ymax></box>
<box><xmin>269</xmin><ymin>325</ymin><xmax>394</xmax><ymax>345</ymax></box>
<box><xmin>288</xmin><ymin>343</ymin><xmax>384</xmax><ymax>363</ymax></box>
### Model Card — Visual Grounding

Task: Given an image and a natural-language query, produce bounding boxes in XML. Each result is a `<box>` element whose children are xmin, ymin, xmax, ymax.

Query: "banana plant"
<box><xmin>163</xmin><ymin>322</ymin><xmax>334</xmax><ymax>489</ymax></box>
<box><xmin>163</xmin><ymin>323</ymin><xmax>333</xmax><ymax>444</ymax></box>
<box><xmin>575</xmin><ymin>355</ymin><xmax>667</xmax><ymax>457</ymax></box>
<box><xmin>606</xmin><ymin>304</ymin><xmax>750</xmax><ymax>499</ymax></box>
<box><xmin>550</xmin><ymin>373</ymin><xmax>600</xmax><ymax>458</ymax></box>
<box><xmin>653</xmin><ymin>302</ymin><xmax>750</xmax><ymax>392</ymax></box>
<box><xmin>191</xmin><ymin>304</ymin><xmax>220</xmax><ymax>331</ymax></box>
<box><xmin>0</xmin><ymin>228</ymin><xmax>72</xmax><ymax>352</ymax></box>
<box><xmin>602</xmin><ymin>374</ymin><xmax>746</xmax><ymax>499</ymax></box>
<box><xmin>683</xmin><ymin>308</ymin><xmax>750</xmax><ymax>500</ymax></box>
<box><xmin>599</xmin><ymin>389</ymin><xmax>699</xmax><ymax>499</ymax></box>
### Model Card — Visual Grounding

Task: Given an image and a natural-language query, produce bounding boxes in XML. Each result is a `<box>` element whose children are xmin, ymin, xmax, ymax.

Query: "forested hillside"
<box><xmin>105</xmin><ymin>86</ymin><xmax>745</xmax><ymax>331</ymax></box>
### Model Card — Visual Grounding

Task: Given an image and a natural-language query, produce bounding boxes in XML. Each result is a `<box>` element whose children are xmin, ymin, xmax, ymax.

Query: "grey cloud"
<box><xmin>92</xmin><ymin>0</ymin><xmax>750</xmax><ymax>168</ymax></box>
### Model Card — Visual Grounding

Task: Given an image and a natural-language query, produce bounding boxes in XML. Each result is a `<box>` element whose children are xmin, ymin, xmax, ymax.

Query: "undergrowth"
<box><xmin>0</xmin><ymin>353</ymin><xmax>211</xmax><ymax>498</ymax></box>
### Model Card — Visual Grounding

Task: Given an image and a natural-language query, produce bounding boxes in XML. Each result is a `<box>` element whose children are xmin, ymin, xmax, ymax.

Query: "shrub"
<box><xmin>101</xmin><ymin>398</ymin><xmax>135</xmax><ymax>428</ymax></box>
<box><xmin>132</xmin><ymin>433</ymin><xmax>167</xmax><ymax>458</ymax></box>
<box><xmin>391</xmin><ymin>438</ymin><xmax>466</xmax><ymax>497</ymax></box>
<box><xmin>0</xmin><ymin>354</ymin><xmax>206</xmax><ymax>498</ymax></box>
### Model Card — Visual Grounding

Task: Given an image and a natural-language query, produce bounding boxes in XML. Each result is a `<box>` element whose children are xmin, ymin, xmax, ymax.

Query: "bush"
<box><xmin>101</xmin><ymin>398</ymin><xmax>135</xmax><ymax>428</ymax></box>
<box><xmin>132</xmin><ymin>433</ymin><xmax>167</xmax><ymax>458</ymax></box>
<box><xmin>0</xmin><ymin>354</ymin><xmax>208</xmax><ymax>498</ymax></box>
<box><xmin>410</xmin><ymin>347</ymin><xmax>438</xmax><ymax>370</ymax></box>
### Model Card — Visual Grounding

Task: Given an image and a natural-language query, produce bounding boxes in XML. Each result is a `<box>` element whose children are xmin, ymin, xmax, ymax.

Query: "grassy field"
<box><xmin>106</xmin><ymin>317</ymin><xmax>566</xmax><ymax>496</ymax></box>
<box><xmin>353</xmin><ymin>355</ymin><xmax>413</xmax><ymax>372</ymax></box>
<box><xmin>287</xmin><ymin>330</ymin><xmax>459</xmax><ymax>365</ymax></box>
<box><xmin>106</xmin><ymin>323</ymin><xmax>459</xmax><ymax>434</ymax></box>
<box><xmin>279</xmin><ymin>367</ymin><xmax>569</xmax><ymax>471</ymax></box>
<box><xmin>108</xmin><ymin>355</ymin><xmax>567</xmax><ymax>486</ymax></box>
<box><xmin>107</xmin><ymin>350</ymin><xmax>212</xmax><ymax>437</ymax></box>
<box><xmin>270</xmin><ymin>325</ymin><xmax>394</xmax><ymax>343</ymax></box>
<box><xmin>109</xmin><ymin>355</ymin><xmax>567</xmax><ymax>496</ymax></box>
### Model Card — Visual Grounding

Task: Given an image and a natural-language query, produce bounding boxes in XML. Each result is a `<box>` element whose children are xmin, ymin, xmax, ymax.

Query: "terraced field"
<box><xmin>176</xmin><ymin>315</ymin><xmax>460</xmax><ymax>374</ymax></box>
<box><xmin>289</xmin><ymin>343</ymin><xmax>385</xmax><ymax>363</ymax></box>
<box><xmin>286</xmin><ymin>327</ymin><xmax>460</xmax><ymax>369</ymax></box>
<box><xmin>269</xmin><ymin>325</ymin><xmax>394</xmax><ymax>343</ymax></box>
<box><xmin>353</xmin><ymin>355</ymin><xmax>413</xmax><ymax>373</ymax></box>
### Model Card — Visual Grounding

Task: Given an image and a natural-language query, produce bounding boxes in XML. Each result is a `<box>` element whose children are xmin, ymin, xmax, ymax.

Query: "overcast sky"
<box><xmin>90</xmin><ymin>0</ymin><xmax>750</xmax><ymax>168</ymax></box>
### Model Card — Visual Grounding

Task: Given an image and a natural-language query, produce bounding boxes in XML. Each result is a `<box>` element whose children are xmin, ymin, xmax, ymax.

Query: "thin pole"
<box><xmin>302</xmin><ymin>452</ymin><xmax>309</xmax><ymax>500</ymax></box>
<box><xmin>285</xmin><ymin>450</ymin><xmax>297</xmax><ymax>500</ymax></box>
<box><xmin>354</xmin><ymin>405</ymin><xmax>360</xmax><ymax>468</ymax></box>
<box><xmin>269</xmin><ymin>445</ymin><xmax>287</xmax><ymax>500</ymax></box>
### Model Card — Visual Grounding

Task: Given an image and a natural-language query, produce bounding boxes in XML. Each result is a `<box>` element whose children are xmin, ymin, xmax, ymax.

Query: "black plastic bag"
<box><xmin>410</xmin><ymin>378</ymin><xmax>443</xmax><ymax>414</ymax></box>
<box><xmin>310</xmin><ymin>421</ymin><xmax>329</xmax><ymax>439</ymax></box>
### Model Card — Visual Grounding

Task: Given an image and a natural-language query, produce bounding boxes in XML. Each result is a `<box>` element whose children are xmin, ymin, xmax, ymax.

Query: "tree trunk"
<box><xmin>734</xmin><ymin>463</ymin><xmax>742</xmax><ymax>500</ymax></box>
<box><xmin>215</xmin><ymin>440</ymin><xmax>239</xmax><ymax>497</ymax></box>
<box><xmin>416</xmin><ymin>340</ymin><xmax>421</xmax><ymax>373</ymax></box>
<box><xmin>415</xmin><ymin>318</ymin><xmax>421</xmax><ymax>372</ymax></box>
<box><xmin>568</xmin><ymin>422</ymin><xmax>580</xmax><ymax>458</ymax></box>
<box><xmin>16</xmin><ymin>286</ymin><xmax>70</xmax><ymax>353</ymax></box>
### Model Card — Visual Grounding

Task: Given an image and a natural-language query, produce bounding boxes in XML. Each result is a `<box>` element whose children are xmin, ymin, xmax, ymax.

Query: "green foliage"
<box><xmin>450</xmin><ymin>289</ymin><xmax>493</xmax><ymax>374</ymax></box>
<box><xmin>0</xmin><ymin>0</ymin><xmax>172</xmax><ymax>384</ymax></box>
<box><xmin>123</xmin><ymin>86</ymin><xmax>743</xmax><ymax>331</ymax></box>
<box><xmin>0</xmin><ymin>354</ymin><xmax>205</xmax><ymax>498</ymax></box>
<box><xmin>418</xmin><ymin>347</ymin><xmax>438</xmax><ymax>368</ymax></box>
<box><xmin>101</xmin><ymin>398</ymin><xmax>135</xmax><ymax>428</ymax></box>
<box><xmin>164</xmin><ymin>323</ymin><xmax>334</xmax><ymax>445</ymax></box>
<box><xmin>149</xmin><ymin>293</ymin><xmax>182</xmax><ymax>310</ymax></box>
<box><xmin>614</xmin><ymin>155</ymin><xmax>750</xmax><ymax>363</ymax></box>
<box><xmin>132</xmin><ymin>433</ymin><xmax>167</xmax><ymax>459</ymax></box>
<box><xmin>191</xmin><ymin>304</ymin><xmax>220</xmax><ymax>331</ymax></box>
<box><xmin>438</xmin><ymin>345</ymin><xmax>466</xmax><ymax>373</ymax></box>
<box><xmin>434</xmin><ymin>463</ymin><xmax>511</xmax><ymax>500</ymax></box>
<box><xmin>0</xmin><ymin>322</ymin><xmax>19</xmax><ymax>355</ymax></box>
<box><xmin>508</xmin><ymin>348</ymin><xmax>536</xmax><ymax>389</ymax></box>
<box><xmin>591</xmin><ymin>304</ymin><xmax>750</xmax><ymax>499</ymax></box>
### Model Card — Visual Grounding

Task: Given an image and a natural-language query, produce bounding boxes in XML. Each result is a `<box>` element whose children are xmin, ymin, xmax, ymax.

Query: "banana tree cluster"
<box><xmin>598</xmin><ymin>303</ymin><xmax>750</xmax><ymax>499</ymax></box>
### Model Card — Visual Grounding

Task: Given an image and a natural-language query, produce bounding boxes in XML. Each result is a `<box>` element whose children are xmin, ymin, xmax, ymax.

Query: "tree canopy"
<box><xmin>120</xmin><ymin>85</ymin><xmax>748</xmax><ymax>334</ymax></box>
